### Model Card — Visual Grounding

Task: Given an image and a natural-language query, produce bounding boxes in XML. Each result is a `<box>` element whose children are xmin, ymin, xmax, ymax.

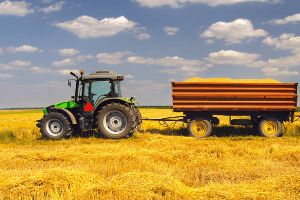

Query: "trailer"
<box><xmin>168</xmin><ymin>81</ymin><xmax>298</xmax><ymax>138</ymax></box>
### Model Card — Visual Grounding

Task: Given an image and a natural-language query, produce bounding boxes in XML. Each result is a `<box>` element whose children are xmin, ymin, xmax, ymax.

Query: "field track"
<box><xmin>0</xmin><ymin>109</ymin><xmax>299</xmax><ymax>199</ymax></box>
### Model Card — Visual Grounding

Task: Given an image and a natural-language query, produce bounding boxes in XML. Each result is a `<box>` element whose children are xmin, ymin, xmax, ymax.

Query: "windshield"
<box><xmin>83</xmin><ymin>80</ymin><xmax>122</xmax><ymax>106</ymax></box>
<box><xmin>114</xmin><ymin>80</ymin><xmax>122</xmax><ymax>97</ymax></box>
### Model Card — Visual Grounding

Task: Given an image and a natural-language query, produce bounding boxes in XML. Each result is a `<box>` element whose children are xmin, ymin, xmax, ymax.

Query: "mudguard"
<box><xmin>46</xmin><ymin>106</ymin><xmax>77</xmax><ymax>124</ymax></box>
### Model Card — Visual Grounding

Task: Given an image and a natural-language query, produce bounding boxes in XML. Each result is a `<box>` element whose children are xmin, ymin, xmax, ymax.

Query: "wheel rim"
<box><xmin>46</xmin><ymin>119</ymin><xmax>63</xmax><ymax>136</ymax></box>
<box><xmin>192</xmin><ymin>121</ymin><xmax>207</xmax><ymax>136</ymax></box>
<box><xmin>263</xmin><ymin>121</ymin><xmax>278</xmax><ymax>135</ymax></box>
<box><xmin>103</xmin><ymin>110</ymin><xmax>127</xmax><ymax>135</ymax></box>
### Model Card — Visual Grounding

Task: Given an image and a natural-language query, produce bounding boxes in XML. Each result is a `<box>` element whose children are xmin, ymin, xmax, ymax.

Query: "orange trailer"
<box><xmin>172</xmin><ymin>82</ymin><xmax>298</xmax><ymax>137</ymax></box>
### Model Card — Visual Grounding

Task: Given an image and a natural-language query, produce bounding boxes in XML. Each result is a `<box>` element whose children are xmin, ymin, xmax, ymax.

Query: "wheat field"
<box><xmin>0</xmin><ymin>109</ymin><xmax>300</xmax><ymax>199</ymax></box>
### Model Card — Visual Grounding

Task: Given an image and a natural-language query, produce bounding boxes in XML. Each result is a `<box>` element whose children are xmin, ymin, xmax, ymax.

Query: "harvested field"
<box><xmin>0</xmin><ymin>109</ymin><xmax>299</xmax><ymax>199</ymax></box>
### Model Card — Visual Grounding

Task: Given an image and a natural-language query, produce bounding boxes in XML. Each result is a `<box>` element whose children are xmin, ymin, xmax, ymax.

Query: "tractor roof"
<box><xmin>81</xmin><ymin>70</ymin><xmax>124</xmax><ymax>81</ymax></box>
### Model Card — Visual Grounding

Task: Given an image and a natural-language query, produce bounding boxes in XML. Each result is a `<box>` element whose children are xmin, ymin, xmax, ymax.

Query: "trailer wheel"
<box><xmin>188</xmin><ymin>117</ymin><xmax>212</xmax><ymax>138</ymax></box>
<box><xmin>258</xmin><ymin>116</ymin><xmax>282</xmax><ymax>137</ymax></box>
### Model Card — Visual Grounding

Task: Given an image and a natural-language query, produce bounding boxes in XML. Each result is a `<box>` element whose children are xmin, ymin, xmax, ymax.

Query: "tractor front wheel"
<box><xmin>96</xmin><ymin>103</ymin><xmax>135</xmax><ymax>139</ymax></box>
<box><xmin>39</xmin><ymin>112</ymin><xmax>72</xmax><ymax>140</ymax></box>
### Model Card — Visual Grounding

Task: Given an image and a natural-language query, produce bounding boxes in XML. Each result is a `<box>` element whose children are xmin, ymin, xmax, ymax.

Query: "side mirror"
<box><xmin>68</xmin><ymin>79</ymin><xmax>71</xmax><ymax>87</ymax></box>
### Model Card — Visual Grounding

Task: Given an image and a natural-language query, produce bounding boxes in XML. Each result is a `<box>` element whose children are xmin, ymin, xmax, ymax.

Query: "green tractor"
<box><xmin>36</xmin><ymin>70</ymin><xmax>142</xmax><ymax>140</ymax></box>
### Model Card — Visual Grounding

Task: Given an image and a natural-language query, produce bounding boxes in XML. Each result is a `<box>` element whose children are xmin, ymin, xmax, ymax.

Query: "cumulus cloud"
<box><xmin>250</xmin><ymin>54</ymin><xmax>300</xmax><ymax>68</ymax></box>
<box><xmin>261</xmin><ymin>67</ymin><xmax>299</xmax><ymax>76</ymax></box>
<box><xmin>41</xmin><ymin>0</ymin><xmax>53</xmax><ymax>3</ymax></box>
<box><xmin>0</xmin><ymin>0</ymin><xmax>34</xmax><ymax>16</ymax></box>
<box><xmin>135</xmin><ymin>33</ymin><xmax>150</xmax><ymax>40</ymax></box>
<box><xmin>159</xmin><ymin>65</ymin><xmax>211</xmax><ymax>76</ymax></box>
<box><xmin>96</xmin><ymin>51</ymin><xmax>134</xmax><ymax>64</ymax></box>
<box><xmin>205</xmin><ymin>50</ymin><xmax>261</xmax><ymax>65</ymax></box>
<box><xmin>30</xmin><ymin>66</ymin><xmax>53</xmax><ymax>74</ymax></box>
<box><xmin>164</xmin><ymin>26</ymin><xmax>179</xmax><ymax>35</ymax></box>
<box><xmin>38</xmin><ymin>1</ymin><xmax>65</xmax><ymax>13</ymax></box>
<box><xmin>75</xmin><ymin>54</ymin><xmax>93</xmax><ymax>62</ymax></box>
<box><xmin>56</xmin><ymin>69</ymin><xmax>79</xmax><ymax>76</ymax></box>
<box><xmin>127</xmin><ymin>79</ymin><xmax>169</xmax><ymax>92</ymax></box>
<box><xmin>8</xmin><ymin>60</ymin><xmax>31</xmax><ymax>67</ymax></box>
<box><xmin>0</xmin><ymin>47</ymin><xmax>4</xmax><ymax>54</ymax></box>
<box><xmin>268</xmin><ymin>13</ymin><xmax>300</xmax><ymax>25</ymax></box>
<box><xmin>58</xmin><ymin>48</ymin><xmax>80</xmax><ymax>56</ymax></box>
<box><xmin>0</xmin><ymin>63</ymin><xmax>13</xmax><ymax>70</ymax></box>
<box><xmin>6</xmin><ymin>45</ymin><xmax>43</xmax><ymax>53</ymax></box>
<box><xmin>53</xmin><ymin>15</ymin><xmax>138</xmax><ymax>39</ymax></box>
<box><xmin>262</xmin><ymin>33</ymin><xmax>300</xmax><ymax>52</ymax></box>
<box><xmin>205</xmin><ymin>39</ymin><xmax>214</xmax><ymax>44</ymax></box>
<box><xmin>0</xmin><ymin>73</ymin><xmax>15</xmax><ymax>79</ymax></box>
<box><xmin>52</xmin><ymin>58</ymin><xmax>76</xmax><ymax>66</ymax></box>
<box><xmin>124</xmin><ymin>74</ymin><xmax>134</xmax><ymax>79</ymax></box>
<box><xmin>200</xmin><ymin>18</ymin><xmax>268</xmax><ymax>44</ymax></box>
<box><xmin>132</xmin><ymin>0</ymin><xmax>276</xmax><ymax>9</ymax></box>
<box><xmin>127</xmin><ymin>56</ymin><xmax>203</xmax><ymax>67</ymax></box>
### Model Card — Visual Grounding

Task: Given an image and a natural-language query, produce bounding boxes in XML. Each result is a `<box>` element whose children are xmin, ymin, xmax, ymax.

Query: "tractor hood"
<box><xmin>42</xmin><ymin>101</ymin><xmax>79</xmax><ymax>114</ymax></box>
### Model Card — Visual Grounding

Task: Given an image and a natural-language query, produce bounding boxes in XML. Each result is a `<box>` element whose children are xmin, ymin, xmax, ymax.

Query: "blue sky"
<box><xmin>1</xmin><ymin>0</ymin><xmax>300</xmax><ymax>108</ymax></box>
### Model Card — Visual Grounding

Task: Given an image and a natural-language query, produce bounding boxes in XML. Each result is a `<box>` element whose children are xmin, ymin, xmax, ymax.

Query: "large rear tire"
<box><xmin>258</xmin><ymin>116</ymin><xmax>282</xmax><ymax>137</ymax></box>
<box><xmin>187</xmin><ymin>117</ymin><xmax>212</xmax><ymax>138</ymax></box>
<box><xmin>132</xmin><ymin>106</ymin><xmax>142</xmax><ymax>132</ymax></box>
<box><xmin>96</xmin><ymin>103</ymin><xmax>135</xmax><ymax>139</ymax></box>
<box><xmin>39</xmin><ymin>112</ymin><xmax>72</xmax><ymax>140</ymax></box>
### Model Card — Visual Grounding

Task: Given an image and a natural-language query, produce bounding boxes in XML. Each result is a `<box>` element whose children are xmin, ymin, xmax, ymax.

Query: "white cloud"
<box><xmin>52</xmin><ymin>58</ymin><xmax>76</xmax><ymax>66</ymax></box>
<box><xmin>38</xmin><ymin>1</ymin><xmax>65</xmax><ymax>13</ymax></box>
<box><xmin>262</xmin><ymin>33</ymin><xmax>300</xmax><ymax>52</ymax></box>
<box><xmin>0</xmin><ymin>63</ymin><xmax>13</xmax><ymax>70</ymax></box>
<box><xmin>250</xmin><ymin>54</ymin><xmax>300</xmax><ymax>68</ymax></box>
<box><xmin>53</xmin><ymin>15</ymin><xmax>138</xmax><ymax>39</ymax></box>
<box><xmin>0</xmin><ymin>47</ymin><xmax>4</xmax><ymax>54</ymax></box>
<box><xmin>41</xmin><ymin>0</ymin><xmax>53</xmax><ymax>3</ymax></box>
<box><xmin>127</xmin><ymin>56</ymin><xmax>203</xmax><ymax>67</ymax></box>
<box><xmin>96</xmin><ymin>51</ymin><xmax>134</xmax><ymax>64</ymax></box>
<box><xmin>127</xmin><ymin>79</ymin><xmax>168</xmax><ymax>92</ymax></box>
<box><xmin>159</xmin><ymin>65</ymin><xmax>211</xmax><ymax>76</ymax></box>
<box><xmin>200</xmin><ymin>18</ymin><xmax>268</xmax><ymax>44</ymax></box>
<box><xmin>75</xmin><ymin>54</ymin><xmax>93</xmax><ymax>62</ymax></box>
<box><xmin>261</xmin><ymin>68</ymin><xmax>299</xmax><ymax>76</ymax></box>
<box><xmin>0</xmin><ymin>73</ymin><xmax>15</xmax><ymax>79</ymax></box>
<box><xmin>135</xmin><ymin>33</ymin><xmax>150</xmax><ymax>40</ymax></box>
<box><xmin>8</xmin><ymin>60</ymin><xmax>31</xmax><ymax>67</ymax></box>
<box><xmin>56</xmin><ymin>69</ymin><xmax>79</xmax><ymax>76</ymax></box>
<box><xmin>0</xmin><ymin>0</ymin><xmax>34</xmax><ymax>16</ymax></box>
<box><xmin>58</xmin><ymin>48</ymin><xmax>80</xmax><ymax>56</ymax></box>
<box><xmin>6</xmin><ymin>45</ymin><xmax>43</xmax><ymax>53</ymax></box>
<box><xmin>205</xmin><ymin>50</ymin><xmax>261</xmax><ymax>65</ymax></box>
<box><xmin>169</xmin><ymin>78</ymin><xmax>177</xmax><ymax>82</ymax></box>
<box><xmin>124</xmin><ymin>74</ymin><xmax>134</xmax><ymax>79</ymax></box>
<box><xmin>268</xmin><ymin>13</ymin><xmax>300</xmax><ymax>25</ymax></box>
<box><xmin>30</xmin><ymin>66</ymin><xmax>53</xmax><ymax>74</ymax></box>
<box><xmin>164</xmin><ymin>26</ymin><xmax>179</xmax><ymax>35</ymax></box>
<box><xmin>132</xmin><ymin>0</ymin><xmax>276</xmax><ymax>9</ymax></box>
<box><xmin>205</xmin><ymin>39</ymin><xmax>214</xmax><ymax>44</ymax></box>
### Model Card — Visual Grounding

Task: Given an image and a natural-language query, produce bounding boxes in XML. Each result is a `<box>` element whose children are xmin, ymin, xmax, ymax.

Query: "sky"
<box><xmin>1</xmin><ymin>0</ymin><xmax>300</xmax><ymax>108</ymax></box>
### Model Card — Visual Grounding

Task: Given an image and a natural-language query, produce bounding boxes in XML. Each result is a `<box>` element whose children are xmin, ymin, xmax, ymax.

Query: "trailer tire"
<box><xmin>258</xmin><ymin>116</ymin><xmax>282</xmax><ymax>137</ymax></box>
<box><xmin>96</xmin><ymin>102</ymin><xmax>135</xmax><ymax>139</ymax></box>
<box><xmin>39</xmin><ymin>112</ymin><xmax>71</xmax><ymax>140</ymax></box>
<box><xmin>188</xmin><ymin>117</ymin><xmax>212</xmax><ymax>138</ymax></box>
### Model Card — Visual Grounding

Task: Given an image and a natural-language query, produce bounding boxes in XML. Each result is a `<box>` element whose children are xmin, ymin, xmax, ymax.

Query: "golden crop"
<box><xmin>0</xmin><ymin>109</ymin><xmax>299</xmax><ymax>199</ymax></box>
<box><xmin>183</xmin><ymin>77</ymin><xmax>281</xmax><ymax>83</ymax></box>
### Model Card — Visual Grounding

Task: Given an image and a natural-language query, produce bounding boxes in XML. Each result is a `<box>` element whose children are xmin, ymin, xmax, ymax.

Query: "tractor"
<box><xmin>36</xmin><ymin>70</ymin><xmax>142</xmax><ymax>140</ymax></box>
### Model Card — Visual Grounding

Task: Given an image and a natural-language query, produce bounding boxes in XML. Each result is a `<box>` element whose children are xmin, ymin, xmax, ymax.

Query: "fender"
<box><xmin>93</xmin><ymin>97</ymin><xmax>134</xmax><ymax>114</ymax></box>
<box><xmin>47</xmin><ymin>106</ymin><xmax>77</xmax><ymax>124</ymax></box>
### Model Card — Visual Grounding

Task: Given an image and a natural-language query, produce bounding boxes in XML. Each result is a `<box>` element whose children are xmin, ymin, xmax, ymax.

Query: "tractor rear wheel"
<box><xmin>132</xmin><ymin>106</ymin><xmax>142</xmax><ymax>132</ymax></box>
<box><xmin>187</xmin><ymin>117</ymin><xmax>212</xmax><ymax>138</ymax></box>
<box><xmin>96</xmin><ymin>103</ymin><xmax>135</xmax><ymax>139</ymax></box>
<box><xmin>39</xmin><ymin>112</ymin><xmax>72</xmax><ymax>140</ymax></box>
